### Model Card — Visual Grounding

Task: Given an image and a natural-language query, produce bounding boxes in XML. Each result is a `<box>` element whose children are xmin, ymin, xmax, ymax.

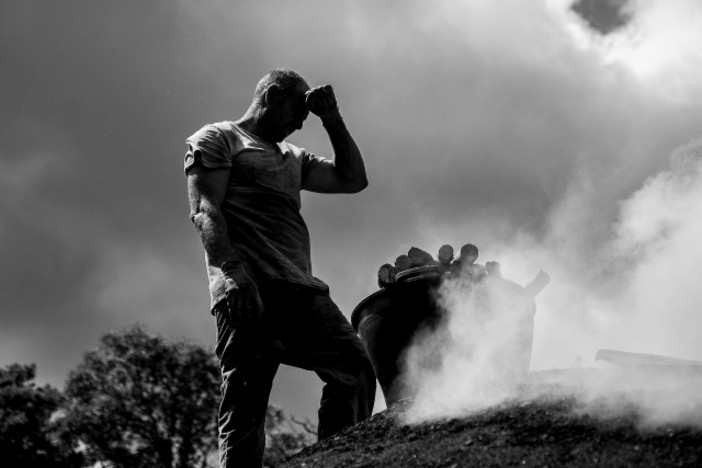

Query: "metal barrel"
<box><xmin>352</xmin><ymin>268</ymin><xmax>536</xmax><ymax>407</ymax></box>
<box><xmin>352</xmin><ymin>272</ymin><xmax>444</xmax><ymax>406</ymax></box>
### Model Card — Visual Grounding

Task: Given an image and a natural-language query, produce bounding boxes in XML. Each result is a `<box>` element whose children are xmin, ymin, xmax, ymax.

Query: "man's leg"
<box><xmin>214</xmin><ymin>302</ymin><xmax>279</xmax><ymax>468</ymax></box>
<box><xmin>275</xmin><ymin>289</ymin><xmax>376</xmax><ymax>440</ymax></box>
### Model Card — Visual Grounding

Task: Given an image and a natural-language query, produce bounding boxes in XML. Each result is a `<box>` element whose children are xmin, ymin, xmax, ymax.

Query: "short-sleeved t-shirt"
<box><xmin>185</xmin><ymin>121</ymin><xmax>329</xmax><ymax>308</ymax></box>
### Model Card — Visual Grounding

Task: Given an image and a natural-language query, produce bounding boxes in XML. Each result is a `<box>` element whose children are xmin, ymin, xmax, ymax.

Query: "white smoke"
<box><xmin>402</xmin><ymin>139</ymin><xmax>702</xmax><ymax>426</ymax></box>
<box><xmin>403</xmin><ymin>273</ymin><xmax>538</xmax><ymax>421</ymax></box>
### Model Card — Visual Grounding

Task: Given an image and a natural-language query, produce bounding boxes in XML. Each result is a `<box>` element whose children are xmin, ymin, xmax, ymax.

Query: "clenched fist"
<box><xmin>305</xmin><ymin>84</ymin><xmax>341</xmax><ymax>122</ymax></box>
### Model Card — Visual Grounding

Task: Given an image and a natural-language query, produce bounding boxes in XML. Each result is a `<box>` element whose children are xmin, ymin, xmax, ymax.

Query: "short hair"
<box><xmin>253</xmin><ymin>68</ymin><xmax>306</xmax><ymax>103</ymax></box>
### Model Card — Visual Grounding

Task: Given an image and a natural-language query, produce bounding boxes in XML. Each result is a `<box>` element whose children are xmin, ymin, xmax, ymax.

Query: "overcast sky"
<box><xmin>2</xmin><ymin>0</ymin><xmax>702</xmax><ymax>420</ymax></box>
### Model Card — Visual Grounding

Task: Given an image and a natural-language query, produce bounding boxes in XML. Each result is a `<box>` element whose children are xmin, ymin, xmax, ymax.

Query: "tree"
<box><xmin>0</xmin><ymin>363</ymin><xmax>82</xmax><ymax>468</ymax></box>
<box><xmin>63</xmin><ymin>324</ymin><xmax>318</xmax><ymax>467</ymax></box>
<box><xmin>62</xmin><ymin>325</ymin><xmax>220</xmax><ymax>468</ymax></box>
<box><xmin>263</xmin><ymin>405</ymin><xmax>317</xmax><ymax>467</ymax></box>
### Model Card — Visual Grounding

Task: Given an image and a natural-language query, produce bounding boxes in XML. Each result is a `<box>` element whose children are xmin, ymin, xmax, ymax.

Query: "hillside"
<box><xmin>279</xmin><ymin>369</ymin><xmax>702</xmax><ymax>468</ymax></box>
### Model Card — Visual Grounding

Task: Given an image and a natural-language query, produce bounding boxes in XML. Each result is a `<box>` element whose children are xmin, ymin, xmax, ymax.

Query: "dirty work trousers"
<box><xmin>213</xmin><ymin>282</ymin><xmax>376</xmax><ymax>468</ymax></box>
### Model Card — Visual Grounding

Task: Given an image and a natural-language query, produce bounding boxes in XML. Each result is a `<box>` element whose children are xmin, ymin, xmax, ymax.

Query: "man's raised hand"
<box><xmin>305</xmin><ymin>85</ymin><xmax>341</xmax><ymax>122</ymax></box>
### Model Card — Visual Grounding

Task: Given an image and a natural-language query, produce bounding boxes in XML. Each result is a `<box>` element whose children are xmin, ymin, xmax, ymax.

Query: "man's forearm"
<box><xmin>323</xmin><ymin>115</ymin><xmax>368</xmax><ymax>190</ymax></box>
<box><xmin>191</xmin><ymin>208</ymin><xmax>241</xmax><ymax>268</ymax></box>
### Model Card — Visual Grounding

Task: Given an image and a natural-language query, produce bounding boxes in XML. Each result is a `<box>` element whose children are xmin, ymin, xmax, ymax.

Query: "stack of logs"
<box><xmin>378</xmin><ymin>243</ymin><xmax>488</xmax><ymax>287</ymax></box>
<box><xmin>377</xmin><ymin>243</ymin><xmax>550</xmax><ymax>297</ymax></box>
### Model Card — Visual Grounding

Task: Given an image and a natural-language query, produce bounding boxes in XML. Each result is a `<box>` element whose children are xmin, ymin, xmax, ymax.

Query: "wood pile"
<box><xmin>376</xmin><ymin>243</ymin><xmax>550</xmax><ymax>297</ymax></box>
<box><xmin>377</xmin><ymin>243</ymin><xmax>488</xmax><ymax>287</ymax></box>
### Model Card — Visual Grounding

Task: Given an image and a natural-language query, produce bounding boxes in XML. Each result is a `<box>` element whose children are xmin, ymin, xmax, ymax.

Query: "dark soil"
<box><xmin>279</xmin><ymin>369</ymin><xmax>702</xmax><ymax>468</ymax></box>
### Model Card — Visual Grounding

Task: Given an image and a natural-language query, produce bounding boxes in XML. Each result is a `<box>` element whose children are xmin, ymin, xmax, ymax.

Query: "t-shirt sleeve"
<box><xmin>300</xmin><ymin>149</ymin><xmax>330</xmax><ymax>183</ymax></box>
<box><xmin>184</xmin><ymin>124</ymin><xmax>232</xmax><ymax>174</ymax></box>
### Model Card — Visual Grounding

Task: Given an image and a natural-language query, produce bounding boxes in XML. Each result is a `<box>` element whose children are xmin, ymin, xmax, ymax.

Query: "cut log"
<box><xmin>437</xmin><ymin>244</ymin><xmax>454</xmax><ymax>268</ymax></box>
<box><xmin>395</xmin><ymin>254</ymin><xmax>412</xmax><ymax>271</ymax></box>
<box><xmin>377</xmin><ymin>263</ymin><xmax>398</xmax><ymax>288</ymax></box>
<box><xmin>524</xmin><ymin>270</ymin><xmax>550</xmax><ymax>297</ymax></box>
<box><xmin>408</xmin><ymin>246</ymin><xmax>435</xmax><ymax>267</ymax></box>
<box><xmin>459</xmin><ymin>243</ymin><xmax>479</xmax><ymax>265</ymax></box>
<box><xmin>486</xmin><ymin>261</ymin><xmax>502</xmax><ymax>278</ymax></box>
<box><xmin>595</xmin><ymin>349</ymin><xmax>702</xmax><ymax>368</ymax></box>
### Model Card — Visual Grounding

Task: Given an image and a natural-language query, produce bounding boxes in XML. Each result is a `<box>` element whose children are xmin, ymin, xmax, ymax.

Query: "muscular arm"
<box><xmin>187</xmin><ymin>164</ymin><xmax>263</xmax><ymax>324</ymax></box>
<box><xmin>187</xmin><ymin>166</ymin><xmax>240</xmax><ymax>267</ymax></box>
<box><xmin>302</xmin><ymin>85</ymin><xmax>369</xmax><ymax>194</ymax></box>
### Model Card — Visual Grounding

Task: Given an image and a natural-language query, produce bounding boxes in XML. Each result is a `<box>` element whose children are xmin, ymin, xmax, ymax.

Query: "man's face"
<box><xmin>267</xmin><ymin>82</ymin><xmax>310</xmax><ymax>142</ymax></box>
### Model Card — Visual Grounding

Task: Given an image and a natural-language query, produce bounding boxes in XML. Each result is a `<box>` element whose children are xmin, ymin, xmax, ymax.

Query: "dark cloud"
<box><xmin>571</xmin><ymin>0</ymin><xmax>633</xmax><ymax>35</ymax></box>
<box><xmin>1</xmin><ymin>0</ymin><xmax>701</xmax><ymax>419</ymax></box>
<box><xmin>0</xmin><ymin>215</ymin><xmax>93</xmax><ymax>322</ymax></box>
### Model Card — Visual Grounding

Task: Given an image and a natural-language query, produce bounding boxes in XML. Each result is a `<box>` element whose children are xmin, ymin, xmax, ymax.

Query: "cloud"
<box><xmin>606</xmin><ymin>140</ymin><xmax>702</xmax><ymax>355</ymax></box>
<box><xmin>1</xmin><ymin>0</ymin><xmax>702</xmax><ymax>423</ymax></box>
<box><xmin>560</xmin><ymin>0</ymin><xmax>702</xmax><ymax>101</ymax></box>
<box><xmin>571</xmin><ymin>0</ymin><xmax>634</xmax><ymax>35</ymax></box>
<box><xmin>402</xmin><ymin>139</ymin><xmax>702</xmax><ymax>424</ymax></box>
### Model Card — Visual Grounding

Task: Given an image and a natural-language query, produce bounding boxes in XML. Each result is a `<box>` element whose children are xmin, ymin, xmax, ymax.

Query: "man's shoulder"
<box><xmin>184</xmin><ymin>122</ymin><xmax>237</xmax><ymax>173</ymax></box>
<box><xmin>210</xmin><ymin>120</ymin><xmax>238</xmax><ymax>131</ymax></box>
<box><xmin>187</xmin><ymin>120</ymin><xmax>237</xmax><ymax>138</ymax></box>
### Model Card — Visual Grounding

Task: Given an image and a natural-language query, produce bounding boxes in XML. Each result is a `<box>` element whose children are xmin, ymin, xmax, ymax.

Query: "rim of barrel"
<box><xmin>351</xmin><ymin>273</ymin><xmax>443</xmax><ymax>330</ymax></box>
<box><xmin>395</xmin><ymin>264</ymin><xmax>442</xmax><ymax>281</ymax></box>
<box><xmin>351</xmin><ymin>288</ymin><xmax>389</xmax><ymax>330</ymax></box>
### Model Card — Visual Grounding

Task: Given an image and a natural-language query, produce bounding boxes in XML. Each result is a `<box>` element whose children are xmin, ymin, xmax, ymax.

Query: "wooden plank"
<box><xmin>595</xmin><ymin>349</ymin><xmax>702</xmax><ymax>367</ymax></box>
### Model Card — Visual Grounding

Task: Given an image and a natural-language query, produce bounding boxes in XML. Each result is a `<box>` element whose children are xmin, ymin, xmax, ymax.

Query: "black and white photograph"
<box><xmin>2</xmin><ymin>0</ymin><xmax>702</xmax><ymax>466</ymax></box>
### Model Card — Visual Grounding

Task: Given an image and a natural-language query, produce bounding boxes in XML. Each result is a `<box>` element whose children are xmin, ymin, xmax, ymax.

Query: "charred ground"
<box><xmin>279</xmin><ymin>369</ymin><xmax>702</xmax><ymax>468</ymax></box>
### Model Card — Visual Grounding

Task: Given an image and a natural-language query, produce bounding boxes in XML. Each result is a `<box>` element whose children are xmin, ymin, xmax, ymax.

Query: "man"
<box><xmin>184</xmin><ymin>68</ymin><xmax>376</xmax><ymax>467</ymax></box>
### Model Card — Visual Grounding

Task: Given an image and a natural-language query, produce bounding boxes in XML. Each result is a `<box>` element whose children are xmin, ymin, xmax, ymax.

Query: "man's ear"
<box><xmin>264</xmin><ymin>84</ymin><xmax>285</xmax><ymax>105</ymax></box>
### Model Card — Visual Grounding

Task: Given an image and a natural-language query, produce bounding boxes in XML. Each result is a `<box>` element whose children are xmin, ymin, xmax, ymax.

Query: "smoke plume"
<box><xmin>403</xmin><ymin>139</ymin><xmax>702</xmax><ymax>426</ymax></box>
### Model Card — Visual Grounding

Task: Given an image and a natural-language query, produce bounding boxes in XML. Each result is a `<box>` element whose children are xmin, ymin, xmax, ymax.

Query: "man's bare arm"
<box><xmin>187</xmin><ymin>164</ymin><xmax>263</xmax><ymax>326</ymax></box>
<box><xmin>187</xmin><ymin>166</ymin><xmax>240</xmax><ymax>267</ymax></box>
<box><xmin>302</xmin><ymin>85</ymin><xmax>369</xmax><ymax>194</ymax></box>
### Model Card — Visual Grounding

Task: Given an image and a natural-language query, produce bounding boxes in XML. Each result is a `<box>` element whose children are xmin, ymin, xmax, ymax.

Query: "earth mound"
<box><xmin>280</xmin><ymin>369</ymin><xmax>702</xmax><ymax>468</ymax></box>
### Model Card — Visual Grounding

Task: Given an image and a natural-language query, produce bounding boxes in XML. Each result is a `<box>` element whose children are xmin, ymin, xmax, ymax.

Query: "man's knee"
<box><xmin>338</xmin><ymin>355</ymin><xmax>376</xmax><ymax>393</ymax></box>
<box><xmin>321</xmin><ymin>355</ymin><xmax>376</xmax><ymax>401</ymax></box>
